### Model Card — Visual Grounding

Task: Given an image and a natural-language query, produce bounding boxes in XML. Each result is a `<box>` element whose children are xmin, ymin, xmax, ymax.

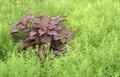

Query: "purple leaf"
<box><xmin>20</xmin><ymin>26</ymin><xmax>26</xmax><ymax>30</ymax></box>
<box><xmin>50</xmin><ymin>16</ymin><xmax>67</xmax><ymax>25</ymax></box>
<box><xmin>11</xmin><ymin>28</ymin><xmax>18</xmax><ymax>34</ymax></box>
<box><xmin>65</xmin><ymin>31</ymin><xmax>73</xmax><ymax>37</ymax></box>
<box><xmin>56</xmin><ymin>44</ymin><xmax>65</xmax><ymax>51</ymax></box>
<box><xmin>39</xmin><ymin>15</ymin><xmax>50</xmax><ymax>25</ymax></box>
<box><xmin>26</xmin><ymin>37</ymin><xmax>35</xmax><ymax>41</ymax></box>
<box><xmin>21</xmin><ymin>15</ymin><xmax>35</xmax><ymax>21</ymax></box>
<box><xmin>17</xmin><ymin>23</ymin><xmax>26</xmax><ymax>30</ymax></box>
<box><xmin>23</xmin><ymin>42</ymin><xmax>29</xmax><ymax>48</ymax></box>
<box><xmin>40</xmin><ymin>36</ymin><xmax>51</xmax><ymax>43</ymax></box>
<box><xmin>58</xmin><ymin>17</ymin><xmax>67</xmax><ymax>22</ymax></box>
<box><xmin>21</xmin><ymin>15</ymin><xmax>34</xmax><ymax>25</ymax></box>
<box><xmin>48</xmin><ymin>24</ymin><xmax>56</xmax><ymax>29</ymax></box>
<box><xmin>17</xmin><ymin>22</ymin><xmax>23</xmax><ymax>25</ymax></box>
<box><xmin>32</xmin><ymin>25</ymin><xmax>40</xmax><ymax>29</ymax></box>
<box><xmin>23</xmin><ymin>29</ymin><xmax>29</xmax><ymax>32</ymax></box>
<box><xmin>31</xmin><ymin>20</ymin><xmax>41</xmax><ymax>26</ymax></box>
<box><xmin>18</xmin><ymin>25</ymin><xmax>26</xmax><ymax>30</ymax></box>
<box><xmin>29</xmin><ymin>31</ymin><xmax>36</xmax><ymax>37</ymax></box>
<box><xmin>54</xmin><ymin>36</ymin><xmax>61</xmax><ymax>40</ymax></box>
<box><xmin>50</xmin><ymin>20</ymin><xmax>58</xmax><ymax>25</ymax></box>
<box><xmin>38</xmin><ymin>29</ymin><xmax>45</xmax><ymax>36</ymax></box>
<box><xmin>55</xmin><ymin>26</ymin><xmax>64</xmax><ymax>30</ymax></box>
<box><xmin>47</xmin><ymin>31</ymin><xmax>57</xmax><ymax>36</ymax></box>
<box><xmin>41</xmin><ymin>26</ymin><xmax>48</xmax><ymax>31</ymax></box>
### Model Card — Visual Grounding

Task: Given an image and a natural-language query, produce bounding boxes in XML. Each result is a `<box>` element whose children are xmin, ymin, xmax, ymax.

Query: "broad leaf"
<box><xmin>48</xmin><ymin>24</ymin><xmax>56</xmax><ymax>29</ymax></box>
<box><xmin>29</xmin><ymin>31</ymin><xmax>37</xmax><ymax>37</ymax></box>
<box><xmin>11</xmin><ymin>28</ymin><xmax>18</xmax><ymax>34</ymax></box>
<box><xmin>39</xmin><ymin>15</ymin><xmax>50</xmax><ymax>25</ymax></box>
<box><xmin>40</xmin><ymin>36</ymin><xmax>51</xmax><ymax>43</ymax></box>
<box><xmin>23</xmin><ymin>42</ymin><xmax>29</xmax><ymax>48</ymax></box>
<box><xmin>56</xmin><ymin>44</ymin><xmax>65</xmax><ymax>51</ymax></box>
<box><xmin>38</xmin><ymin>29</ymin><xmax>45</xmax><ymax>36</ymax></box>
<box><xmin>47</xmin><ymin>30</ymin><xmax>57</xmax><ymax>36</ymax></box>
<box><xmin>50</xmin><ymin>16</ymin><xmax>67</xmax><ymax>25</ymax></box>
<box><xmin>55</xmin><ymin>26</ymin><xmax>64</xmax><ymax>30</ymax></box>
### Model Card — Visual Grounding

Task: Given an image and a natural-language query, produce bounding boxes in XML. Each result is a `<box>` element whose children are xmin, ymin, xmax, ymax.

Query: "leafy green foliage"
<box><xmin>10</xmin><ymin>14</ymin><xmax>73</xmax><ymax>55</ymax></box>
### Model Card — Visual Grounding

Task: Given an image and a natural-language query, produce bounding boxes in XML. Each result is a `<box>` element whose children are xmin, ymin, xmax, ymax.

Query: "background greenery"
<box><xmin>0</xmin><ymin>0</ymin><xmax>120</xmax><ymax>77</ymax></box>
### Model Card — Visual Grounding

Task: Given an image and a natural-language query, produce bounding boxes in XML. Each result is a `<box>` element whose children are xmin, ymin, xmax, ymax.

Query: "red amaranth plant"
<box><xmin>10</xmin><ymin>14</ymin><xmax>73</xmax><ymax>55</ymax></box>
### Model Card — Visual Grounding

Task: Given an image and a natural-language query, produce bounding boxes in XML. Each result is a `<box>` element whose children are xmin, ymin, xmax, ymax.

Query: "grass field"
<box><xmin>0</xmin><ymin>0</ymin><xmax>120</xmax><ymax>77</ymax></box>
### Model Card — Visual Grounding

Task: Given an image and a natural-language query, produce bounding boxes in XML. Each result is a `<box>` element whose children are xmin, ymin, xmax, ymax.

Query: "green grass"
<box><xmin>0</xmin><ymin>0</ymin><xmax>120</xmax><ymax>77</ymax></box>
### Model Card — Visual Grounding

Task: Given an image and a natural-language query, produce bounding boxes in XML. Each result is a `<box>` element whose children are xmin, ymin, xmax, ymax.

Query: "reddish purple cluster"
<box><xmin>10</xmin><ymin>14</ymin><xmax>73</xmax><ymax>55</ymax></box>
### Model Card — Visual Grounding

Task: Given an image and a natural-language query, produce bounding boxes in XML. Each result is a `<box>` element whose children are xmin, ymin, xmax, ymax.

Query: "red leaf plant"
<box><xmin>10</xmin><ymin>14</ymin><xmax>73</xmax><ymax>55</ymax></box>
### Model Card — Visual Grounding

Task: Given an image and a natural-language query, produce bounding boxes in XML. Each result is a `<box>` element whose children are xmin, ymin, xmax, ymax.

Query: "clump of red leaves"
<box><xmin>10</xmin><ymin>14</ymin><xmax>73</xmax><ymax>55</ymax></box>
